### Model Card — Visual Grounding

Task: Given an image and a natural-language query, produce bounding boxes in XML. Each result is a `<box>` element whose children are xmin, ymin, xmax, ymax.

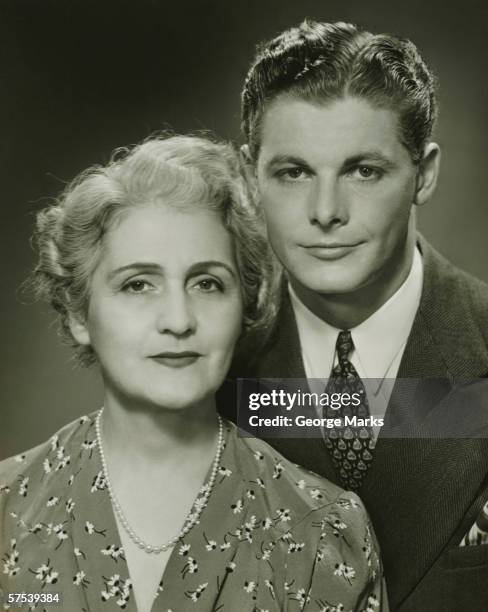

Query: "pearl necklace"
<box><xmin>95</xmin><ymin>407</ymin><xmax>224</xmax><ymax>554</ymax></box>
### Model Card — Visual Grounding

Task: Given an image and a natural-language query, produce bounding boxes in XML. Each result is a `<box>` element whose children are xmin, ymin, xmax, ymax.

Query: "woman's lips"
<box><xmin>150</xmin><ymin>352</ymin><xmax>201</xmax><ymax>368</ymax></box>
<box><xmin>303</xmin><ymin>242</ymin><xmax>363</xmax><ymax>260</ymax></box>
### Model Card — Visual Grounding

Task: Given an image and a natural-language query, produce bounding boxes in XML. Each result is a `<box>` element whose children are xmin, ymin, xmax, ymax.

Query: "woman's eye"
<box><xmin>122</xmin><ymin>279</ymin><xmax>152</xmax><ymax>294</ymax></box>
<box><xmin>194</xmin><ymin>278</ymin><xmax>223</xmax><ymax>293</ymax></box>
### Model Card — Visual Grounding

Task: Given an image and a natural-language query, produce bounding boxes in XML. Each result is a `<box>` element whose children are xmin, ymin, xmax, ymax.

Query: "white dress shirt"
<box><xmin>289</xmin><ymin>247</ymin><xmax>423</xmax><ymax>425</ymax></box>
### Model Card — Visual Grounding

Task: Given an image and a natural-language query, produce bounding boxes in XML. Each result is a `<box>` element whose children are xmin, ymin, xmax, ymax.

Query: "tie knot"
<box><xmin>336</xmin><ymin>330</ymin><xmax>354</xmax><ymax>364</ymax></box>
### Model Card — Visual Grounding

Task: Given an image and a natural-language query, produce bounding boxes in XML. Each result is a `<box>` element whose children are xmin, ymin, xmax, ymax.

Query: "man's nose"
<box><xmin>156</xmin><ymin>290</ymin><xmax>197</xmax><ymax>336</ymax></box>
<box><xmin>307</xmin><ymin>176</ymin><xmax>348</xmax><ymax>227</ymax></box>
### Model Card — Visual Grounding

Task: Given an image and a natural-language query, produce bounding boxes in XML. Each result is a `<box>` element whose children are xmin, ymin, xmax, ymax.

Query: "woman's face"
<box><xmin>71</xmin><ymin>204</ymin><xmax>243</xmax><ymax>412</ymax></box>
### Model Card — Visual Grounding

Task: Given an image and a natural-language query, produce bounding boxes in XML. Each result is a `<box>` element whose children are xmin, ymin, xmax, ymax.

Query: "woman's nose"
<box><xmin>155</xmin><ymin>291</ymin><xmax>197</xmax><ymax>336</ymax></box>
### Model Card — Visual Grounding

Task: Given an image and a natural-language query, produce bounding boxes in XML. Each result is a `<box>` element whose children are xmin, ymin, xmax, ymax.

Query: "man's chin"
<box><xmin>290</xmin><ymin>270</ymin><xmax>368</xmax><ymax>297</ymax></box>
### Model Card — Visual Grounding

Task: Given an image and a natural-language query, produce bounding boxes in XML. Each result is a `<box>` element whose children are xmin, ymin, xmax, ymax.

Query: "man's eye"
<box><xmin>354</xmin><ymin>166</ymin><xmax>382</xmax><ymax>180</ymax></box>
<box><xmin>276</xmin><ymin>167</ymin><xmax>308</xmax><ymax>181</ymax></box>
<box><xmin>194</xmin><ymin>278</ymin><xmax>223</xmax><ymax>293</ymax></box>
<box><xmin>122</xmin><ymin>279</ymin><xmax>152</xmax><ymax>294</ymax></box>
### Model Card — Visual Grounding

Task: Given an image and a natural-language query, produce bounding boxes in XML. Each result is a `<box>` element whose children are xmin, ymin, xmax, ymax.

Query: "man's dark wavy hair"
<box><xmin>241</xmin><ymin>20</ymin><xmax>437</xmax><ymax>163</ymax></box>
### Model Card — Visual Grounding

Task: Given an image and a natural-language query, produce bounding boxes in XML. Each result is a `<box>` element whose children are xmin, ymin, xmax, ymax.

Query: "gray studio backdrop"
<box><xmin>1</xmin><ymin>0</ymin><xmax>487</xmax><ymax>458</ymax></box>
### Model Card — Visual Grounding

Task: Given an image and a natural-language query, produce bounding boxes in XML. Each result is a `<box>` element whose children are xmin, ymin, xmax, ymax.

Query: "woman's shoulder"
<box><xmin>0</xmin><ymin>412</ymin><xmax>97</xmax><ymax>493</ymax></box>
<box><xmin>225</xmin><ymin>420</ymin><xmax>366</xmax><ymax>528</ymax></box>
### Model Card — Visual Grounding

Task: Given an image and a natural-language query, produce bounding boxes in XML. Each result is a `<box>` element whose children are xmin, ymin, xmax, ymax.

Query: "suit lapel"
<box><xmin>360</xmin><ymin>238</ymin><xmax>488</xmax><ymax>607</ymax></box>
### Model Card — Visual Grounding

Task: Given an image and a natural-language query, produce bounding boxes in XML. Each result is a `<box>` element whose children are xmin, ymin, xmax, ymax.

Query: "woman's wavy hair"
<box><xmin>242</xmin><ymin>20</ymin><xmax>438</xmax><ymax>164</ymax></box>
<box><xmin>33</xmin><ymin>134</ymin><xmax>277</xmax><ymax>365</ymax></box>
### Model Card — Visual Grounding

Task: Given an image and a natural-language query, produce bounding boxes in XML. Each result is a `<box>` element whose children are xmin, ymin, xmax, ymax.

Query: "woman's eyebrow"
<box><xmin>108</xmin><ymin>262</ymin><xmax>162</xmax><ymax>280</ymax></box>
<box><xmin>188</xmin><ymin>261</ymin><xmax>237</xmax><ymax>279</ymax></box>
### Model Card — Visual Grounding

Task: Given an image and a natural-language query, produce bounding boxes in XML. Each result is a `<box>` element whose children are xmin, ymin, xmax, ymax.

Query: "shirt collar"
<box><xmin>289</xmin><ymin>247</ymin><xmax>423</xmax><ymax>387</ymax></box>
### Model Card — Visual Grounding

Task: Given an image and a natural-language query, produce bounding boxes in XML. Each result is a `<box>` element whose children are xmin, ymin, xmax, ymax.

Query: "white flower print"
<box><xmin>2</xmin><ymin>539</ymin><xmax>19</xmax><ymax>577</ymax></box>
<box><xmin>18</xmin><ymin>476</ymin><xmax>29</xmax><ymax>497</ymax></box>
<box><xmin>297</xmin><ymin>479</ymin><xmax>306</xmax><ymax>490</ymax></box>
<box><xmin>31</xmin><ymin>560</ymin><xmax>59</xmax><ymax>586</ymax></box>
<box><xmin>218</xmin><ymin>466</ymin><xmax>232</xmax><ymax>479</ymax></box>
<box><xmin>73</xmin><ymin>570</ymin><xmax>90</xmax><ymax>588</ymax></box>
<box><xmin>262</xmin><ymin>517</ymin><xmax>273</xmax><ymax>530</ymax></box>
<box><xmin>316</xmin><ymin>602</ymin><xmax>345</xmax><ymax>612</ymax></box>
<box><xmin>101</xmin><ymin>545</ymin><xmax>125</xmax><ymax>561</ymax></box>
<box><xmin>204</xmin><ymin>536</ymin><xmax>217</xmax><ymax>551</ymax></box>
<box><xmin>0</xmin><ymin>484</ymin><xmax>10</xmax><ymax>495</ymax></box>
<box><xmin>365</xmin><ymin>594</ymin><xmax>380</xmax><ymax>611</ymax></box>
<box><xmin>289</xmin><ymin>587</ymin><xmax>310</xmax><ymax>609</ymax></box>
<box><xmin>90</xmin><ymin>470</ymin><xmax>107</xmax><ymax>493</ymax></box>
<box><xmin>184</xmin><ymin>582</ymin><xmax>208</xmax><ymax>602</ymax></box>
<box><xmin>46</xmin><ymin>496</ymin><xmax>60</xmax><ymax>507</ymax></box>
<box><xmin>84</xmin><ymin>521</ymin><xmax>106</xmax><ymax>536</ymax></box>
<box><xmin>182</xmin><ymin>557</ymin><xmax>198</xmax><ymax>578</ymax></box>
<box><xmin>101</xmin><ymin>574</ymin><xmax>132</xmax><ymax>607</ymax></box>
<box><xmin>287</xmin><ymin>541</ymin><xmax>305</xmax><ymax>553</ymax></box>
<box><xmin>73</xmin><ymin>547</ymin><xmax>86</xmax><ymax>559</ymax></box>
<box><xmin>272</xmin><ymin>461</ymin><xmax>284</xmax><ymax>479</ymax></box>
<box><xmin>244</xmin><ymin>580</ymin><xmax>256</xmax><ymax>593</ymax></box>
<box><xmin>43</xmin><ymin>458</ymin><xmax>52</xmax><ymax>474</ymax></box>
<box><xmin>334</xmin><ymin>562</ymin><xmax>356</xmax><ymax>584</ymax></box>
<box><xmin>49</xmin><ymin>433</ymin><xmax>59</xmax><ymax>451</ymax></box>
<box><xmin>310</xmin><ymin>488</ymin><xmax>323</xmax><ymax>500</ymax></box>
<box><xmin>264</xmin><ymin>579</ymin><xmax>276</xmax><ymax>599</ymax></box>
<box><xmin>14</xmin><ymin>454</ymin><xmax>26</xmax><ymax>463</ymax></box>
<box><xmin>81</xmin><ymin>439</ymin><xmax>97</xmax><ymax>451</ymax></box>
<box><xmin>179</xmin><ymin>543</ymin><xmax>191</xmax><ymax>556</ymax></box>
<box><xmin>231</xmin><ymin>499</ymin><xmax>243</xmax><ymax>514</ymax></box>
<box><xmin>253</xmin><ymin>450</ymin><xmax>264</xmax><ymax>461</ymax></box>
<box><xmin>276</xmin><ymin>508</ymin><xmax>291</xmax><ymax>522</ymax></box>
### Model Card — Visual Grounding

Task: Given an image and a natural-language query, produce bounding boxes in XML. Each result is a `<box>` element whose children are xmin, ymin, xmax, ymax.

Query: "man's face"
<box><xmin>255</xmin><ymin>96</ymin><xmax>419</xmax><ymax>298</ymax></box>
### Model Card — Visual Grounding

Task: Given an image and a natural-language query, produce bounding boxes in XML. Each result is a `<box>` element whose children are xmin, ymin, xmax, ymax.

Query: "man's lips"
<box><xmin>149</xmin><ymin>351</ymin><xmax>201</xmax><ymax>368</ymax></box>
<box><xmin>301</xmin><ymin>241</ymin><xmax>364</xmax><ymax>260</ymax></box>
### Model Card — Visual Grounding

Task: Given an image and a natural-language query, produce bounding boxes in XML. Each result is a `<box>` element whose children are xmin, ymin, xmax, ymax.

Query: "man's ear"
<box><xmin>240</xmin><ymin>144</ymin><xmax>259</xmax><ymax>196</ymax></box>
<box><xmin>68</xmin><ymin>312</ymin><xmax>91</xmax><ymax>346</ymax></box>
<box><xmin>414</xmin><ymin>142</ymin><xmax>441</xmax><ymax>206</ymax></box>
<box><xmin>240</xmin><ymin>144</ymin><xmax>252</xmax><ymax>165</ymax></box>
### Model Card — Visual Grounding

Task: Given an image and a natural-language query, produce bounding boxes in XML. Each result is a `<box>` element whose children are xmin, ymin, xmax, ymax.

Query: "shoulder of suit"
<box><xmin>423</xmin><ymin>244</ymin><xmax>488</xmax><ymax>340</ymax></box>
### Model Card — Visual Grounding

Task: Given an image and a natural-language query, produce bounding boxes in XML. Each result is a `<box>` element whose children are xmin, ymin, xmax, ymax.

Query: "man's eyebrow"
<box><xmin>265</xmin><ymin>154</ymin><xmax>310</xmax><ymax>168</ymax></box>
<box><xmin>343</xmin><ymin>152</ymin><xmax>397</xmax><ymax>168</ymax></box>
<box><xmin>188</xmin><ymin>260</ymin><xmax>237</xmax><ymax>280</ymax></box>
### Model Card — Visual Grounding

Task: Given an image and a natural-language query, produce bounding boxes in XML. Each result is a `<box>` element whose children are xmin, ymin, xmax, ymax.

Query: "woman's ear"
<box><xmin>414</xmin><ymin>142</ymin><xmax>441</xmax><ymax>206</ymax></box>
<box><xmin>68</xmin><ymin>312</ymin><xmax>91</xmax><ymax>346</ymax></box>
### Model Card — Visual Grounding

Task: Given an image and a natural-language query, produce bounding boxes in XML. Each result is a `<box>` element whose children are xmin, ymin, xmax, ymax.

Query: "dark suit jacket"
<box><xmin>221</xmin><ymin>238</ymin><xmax>488</xmax><ymax>611</ymax></box>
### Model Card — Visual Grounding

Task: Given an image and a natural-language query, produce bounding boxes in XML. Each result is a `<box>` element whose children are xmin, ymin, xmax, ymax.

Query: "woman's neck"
<box><xmin>100</xmin><ymin>394</ymin><xmax>219</xmax><ymax>467</ymax></box>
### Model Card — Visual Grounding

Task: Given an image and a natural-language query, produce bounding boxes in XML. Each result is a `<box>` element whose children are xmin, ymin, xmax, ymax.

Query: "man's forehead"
<box><xmin>258</xmin><ymin>95</ymin><xmax>404</xmax><ymax>163</ymax></box>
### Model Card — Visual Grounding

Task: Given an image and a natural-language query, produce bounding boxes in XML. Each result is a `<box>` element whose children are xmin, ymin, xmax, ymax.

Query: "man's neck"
<box><xmin>291</xmin><ymin>239</ymin><xmax>416</xmax><ymax>330</ymax></box>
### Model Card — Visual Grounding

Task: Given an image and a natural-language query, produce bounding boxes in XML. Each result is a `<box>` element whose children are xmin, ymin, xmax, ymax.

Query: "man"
<box><xmin>229</xmin><ymin>20</ymin><xmax>488</xmax><ymax>612</ymax></box>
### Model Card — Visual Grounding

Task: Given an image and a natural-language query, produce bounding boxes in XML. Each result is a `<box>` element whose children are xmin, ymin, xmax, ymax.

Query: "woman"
<box><xmin>0</xmin><ymin>135</ymin><xmax>387</xmax><ymax>611</ymax></box>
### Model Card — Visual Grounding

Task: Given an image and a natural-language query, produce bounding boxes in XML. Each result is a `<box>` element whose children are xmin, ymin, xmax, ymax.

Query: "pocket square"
<box><xmin>460</xmin><ymin>500</ymin><xmax>488</xmax><ymax>546</ymax></box>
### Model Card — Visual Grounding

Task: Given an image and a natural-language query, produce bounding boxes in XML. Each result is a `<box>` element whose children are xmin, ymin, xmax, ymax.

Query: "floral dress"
<box><xmin>0</xmin><ymin>413</ymin><xmax>387</xmax><ymax>611</ymax></box>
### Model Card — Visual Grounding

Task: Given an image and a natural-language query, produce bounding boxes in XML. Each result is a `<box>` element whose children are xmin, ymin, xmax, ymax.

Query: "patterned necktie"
<box><xmin>323</xmin><ymin>330</ymin><xmax>376</xmax><ymax>491</ymax></box>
